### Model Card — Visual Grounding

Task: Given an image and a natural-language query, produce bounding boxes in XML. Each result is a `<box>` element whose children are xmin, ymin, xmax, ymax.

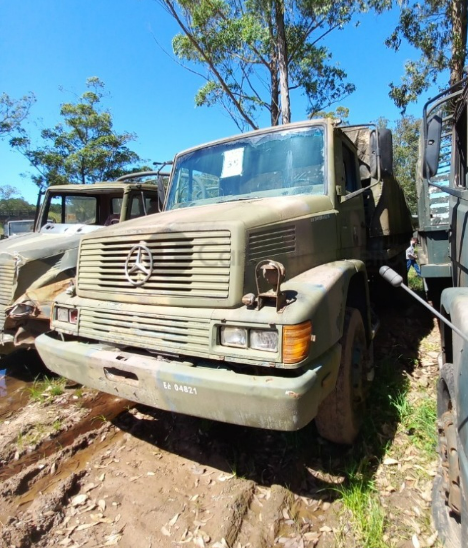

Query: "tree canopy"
<box><xmin>10</xmin><ymin>77</ymin><xmax>144</xmax><ymax>187</ymax></box>
<box><xmin>392</xmin><ymin>115</ymin><xmax>420</xmax><ymax>214</ymax></box>
<box><xmin>158</xmin><ymin>0</ymin><xmax>384</xmax><ymax>130</ymax></box>
<box><xmin>0</xmin><ymin>92</ymin><xmax>35</xmax><ymax>138</ymax></box>
<box><xmin>387</xmin><ymin>0</ymin><xmax>467</xmax><ymax>111</ymax></box>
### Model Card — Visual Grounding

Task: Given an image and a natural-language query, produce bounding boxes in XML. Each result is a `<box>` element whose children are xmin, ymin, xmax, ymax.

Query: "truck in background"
<box><xmin>386</xmin><ymin>79</ymin><xmax>468</xmax><ymax>546</ymax></box>
<box><xmin>35</xmin><ymin>120</ymin><xmax>412</xmax><ymax>445</ymax></box>
<box><xmin>0</xmin><ymin>171</ymin><xmax>167</xmax><ymax>356</ymax></box>
<box><xmin>417</xmin><ymin>82</ymin><xmax>467</xmax><ymax>306</ymax></box>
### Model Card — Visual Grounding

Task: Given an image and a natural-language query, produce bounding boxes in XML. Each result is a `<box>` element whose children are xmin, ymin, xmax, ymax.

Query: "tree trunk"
<box><xmin>274</xmin><ymin>0</ymin><xmax>290</xmax><ymax>124</ymax></box>
<box><xmin>267</xmin><ymin>9</ymin><xmax>280</xmax><ymax>126</ymax></box>
<box><xmin>450</xmin><ymin>0</ymin><xmax>467</xmax><ymax>84</ymax></box>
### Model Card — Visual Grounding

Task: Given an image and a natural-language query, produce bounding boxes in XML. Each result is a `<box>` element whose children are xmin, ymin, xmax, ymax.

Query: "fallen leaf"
<box><xmin>75</xmin><ymin>523</ymin><xmax>97</xmax><ymax>531</ymax></box>
<box><xmin>161</xmin><ymin>526</ymin><xmax>171</xmax><ymax>537</ymax></box>
<box><xmin>412</xmin><ymin>534</ymin><xmax>420</xmax><ymax>548</ymax></box>
<box><xmin>71</xmin><ymin>494</ymin><xmax>89</xmax><ymax>507</ymax></box>
<box><xmin>319</xmin><ymin>526</ymin><xmax>332</xmax><ymax>533</ymax></box>
<box><xmin>168</xmin><ymin>512</ymin><xmax>180</xmax><ymax>527</ymax></box>
<box><xmin>193</xmin><ymin>536</ymin><xmax>206</xmax><ymax>548</ymax></box>
<box><xmin>383</xmin><ymin>458</ymin><xmax>399</xmax><ymax>466</ymax></box>
<box><xmin>217</xmin><ymin>473</ymin><xmax>235</xmax><ymax>482</ymax></box>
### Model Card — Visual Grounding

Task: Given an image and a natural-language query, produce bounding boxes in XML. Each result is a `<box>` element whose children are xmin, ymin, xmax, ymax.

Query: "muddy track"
<box><xmin>0</xmin><ymin>304</ymin><xmax>442</xmax><ymax>548</ymax></box>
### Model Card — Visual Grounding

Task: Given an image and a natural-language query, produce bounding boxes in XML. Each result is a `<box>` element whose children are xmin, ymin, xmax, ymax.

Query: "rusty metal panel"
<box><xmin>77</xmin><ymin>230</ymin><xmax>231</xmax><ymax>298</ymax></box>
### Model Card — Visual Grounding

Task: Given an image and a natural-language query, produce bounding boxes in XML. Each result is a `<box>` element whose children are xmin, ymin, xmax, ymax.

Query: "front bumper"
<box><xmin>36</xmin><ymin>332</ymin><xmax>341</xmax><ymax>431</ymax></box>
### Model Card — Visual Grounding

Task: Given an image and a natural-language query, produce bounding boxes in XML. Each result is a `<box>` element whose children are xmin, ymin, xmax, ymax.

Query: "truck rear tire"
<box><xmin>315</xmin><ymin>307</ymin><xmax>368</xmax><ymax>445</ymax></box>
<box><xmin>432</xmin><ymin>363</ymin><xmax>466</xmax><ymax>547</ymax></box>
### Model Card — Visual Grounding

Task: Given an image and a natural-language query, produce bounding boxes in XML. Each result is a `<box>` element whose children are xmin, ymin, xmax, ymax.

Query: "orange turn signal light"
<box><xmin>282</xmin><ymin>321</ymin><xmax>312</xmax><ymax>364</ymax></box>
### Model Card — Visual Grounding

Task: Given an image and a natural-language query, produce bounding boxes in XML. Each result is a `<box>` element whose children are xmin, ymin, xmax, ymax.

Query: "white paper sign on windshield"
<box><xmin>221</xmin><ymin>148</ymin><xmax>244</xmax><ymax>178</ymax></box>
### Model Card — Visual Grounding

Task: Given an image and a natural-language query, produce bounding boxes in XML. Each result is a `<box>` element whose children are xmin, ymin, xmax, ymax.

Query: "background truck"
<box><xmin>0</xmin><ymin>172</ymin><xmax>166</xmax><ymax>355</ymax></box>
<box><xmin>36</xmin><ymin>120</ymin><xmax>412</xmax><ymax>444</ymax></box>
<box><xmin>416</xmin><ymin>82</ymin><xmax>467</xmax><ymax>307</ymax></box>
<box><xmin>418</xmin><ymin>79</ymin><xmax>468</xmax><ymax>547</ymax></box>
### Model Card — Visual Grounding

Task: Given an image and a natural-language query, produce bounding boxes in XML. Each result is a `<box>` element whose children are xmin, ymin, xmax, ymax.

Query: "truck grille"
<box><xmin>79</xmin><ymin>308</ymin><xmax>210</xmax><ymax>353</ymax></box>
<box><xmin>0</xmin><ymin>259</ymin><xmax>16</xmax><ymax>331</ymax></box>
<box><xmin>78</xmin><ymin>231</ymin><xmax>231</xmax><ymax>298</ymax></box>
<box><xmin>248</xmin><ymin>225</ymin><xmax>296</xmax><ymax>262</ymax></box>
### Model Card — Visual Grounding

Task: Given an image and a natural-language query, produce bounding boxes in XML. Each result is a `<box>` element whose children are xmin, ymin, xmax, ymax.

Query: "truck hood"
<box><xmin>0</xmin><ymin>224</ymin><xmax>102</xmax><ymax>262</ymax></box>
<box><xmin>84</xmin><ymin>195</ymin><xmax>333</xmax><ymax>238</ymax></box>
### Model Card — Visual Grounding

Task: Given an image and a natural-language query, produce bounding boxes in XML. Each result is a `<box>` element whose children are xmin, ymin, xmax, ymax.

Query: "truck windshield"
<box><xmin>166</xmin><ymin>126</ymin><xmax>326</xmax><ymax>210</ymax></box>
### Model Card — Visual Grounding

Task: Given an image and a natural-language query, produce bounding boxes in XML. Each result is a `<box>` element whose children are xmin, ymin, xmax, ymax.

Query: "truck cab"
<box><xmin>0</xmin><ymin>173</ymin><xmax>166</xmax><ymax>355</ymax></box>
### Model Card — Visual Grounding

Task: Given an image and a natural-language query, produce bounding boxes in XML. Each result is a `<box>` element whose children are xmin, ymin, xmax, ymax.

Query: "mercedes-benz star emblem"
<box><xmin>125</xmin><ymin>244</ymin><xmax>153</xmax><ymax>286</ymax></box>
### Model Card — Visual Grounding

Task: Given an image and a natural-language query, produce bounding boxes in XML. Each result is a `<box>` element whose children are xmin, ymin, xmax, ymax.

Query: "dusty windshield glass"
<box><xmin>166</xmin><ymin>126</ymin><xmax>326</xmax><ymax>210</ymax></box>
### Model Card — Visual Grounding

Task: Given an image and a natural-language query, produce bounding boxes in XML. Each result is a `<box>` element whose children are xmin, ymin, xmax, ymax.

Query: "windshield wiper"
<box><xmin>213</xmin><ymin>196</ymin><xmax>261</xmax><ymax>204</ymax></box>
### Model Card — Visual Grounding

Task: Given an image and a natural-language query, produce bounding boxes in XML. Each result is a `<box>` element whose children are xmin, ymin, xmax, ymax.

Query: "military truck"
<box><xmin>0</xmin><ymin>173</ymin><xmax>166</xmax><ymax>355</ymax></box>
<box><xmin>382</xmin><ymin>79</ymin><xmax>468</xmax><ymax>546</ymax></box>
<box><xmin>35</xmin><ymin>120</ymin><xmax>412</xmax><ymax>444</ymax></box>
<box><xmin>422</xmin><ymin>80</ymin><xmax>468</xmax><ymax>547</ymax></box>
<box><xmin>417</xmin><ymin>82</ymin><xmax>467</xmax><ymax>306</ymax></box>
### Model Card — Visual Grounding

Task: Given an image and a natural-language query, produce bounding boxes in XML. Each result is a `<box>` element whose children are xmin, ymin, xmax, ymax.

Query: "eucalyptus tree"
<box><xmin>157</xmin><ymin>0</ymin><xmax>383</xmax><ymax>130</ymax></box>
<box><xmin>10</xmin><ymin>78</ymin><xmax>143</xmax><ymax>187</ymax></box>
<box><xmin>387</xmin><ymin>0</ymin><xmax>467</xmax><ymax>111</ymax></box>
<box><xmin>0</xmin><ymin>92</ymin><xmax>35</xmax><ymax>137</ymax></box>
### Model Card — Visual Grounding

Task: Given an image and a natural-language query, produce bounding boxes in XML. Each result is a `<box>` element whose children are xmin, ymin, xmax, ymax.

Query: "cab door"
<box><xmin>337</xmin><ymin>138</ymin><xmax>367</xmax><ymax>259</ymax></box>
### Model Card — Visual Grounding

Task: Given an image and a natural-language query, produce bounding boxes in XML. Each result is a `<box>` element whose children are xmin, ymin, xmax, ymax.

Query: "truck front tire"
<box><xmin>315</xmin><ymin>307</ymin><xmax>369</xmax><ymax>445</ymax></box>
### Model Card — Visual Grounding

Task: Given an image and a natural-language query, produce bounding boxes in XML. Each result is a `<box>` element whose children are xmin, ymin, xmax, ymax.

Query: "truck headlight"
<box><xmin>220</xmin><ymin>326</ymin><xmax>247</xmax><ymax>348</ymax></box>
<box><xmin>56</xmin><ymin>307</ymin><xmax>78</xmax><ymax>324</ymax></box>
<box><xmin>250</xmin><ymin>329</ymin><xmax>278</xmax><ymax>352</ymax></box>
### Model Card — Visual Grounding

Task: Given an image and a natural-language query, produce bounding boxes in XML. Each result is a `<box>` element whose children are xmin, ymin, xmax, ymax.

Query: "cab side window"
<box><xmin>342</xmin><ymin>143</ymin><xmax>359</xmax><ymax>193</ymax></box>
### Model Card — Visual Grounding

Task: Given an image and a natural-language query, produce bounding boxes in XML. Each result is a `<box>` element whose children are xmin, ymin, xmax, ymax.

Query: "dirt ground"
<box><xmin>0</xmin><ymin>301</ymin><xmax>443</xmax><ymax>548</ymax></box>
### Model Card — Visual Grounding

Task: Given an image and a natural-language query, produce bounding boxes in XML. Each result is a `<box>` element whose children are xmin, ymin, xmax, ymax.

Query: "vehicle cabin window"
<box><xmin>111</xmin><ymin>198</ymin><xmax>123</xmax><ymax>216</ymax></box>
<box><xmin>342</xmin><ymin>143</ymin><xmax>359</xmax><ymax>193</ymax></box>
<box><xmin>46</xmin><ymin>195</ymin><xmax>98</xmax><ymax>225</ymax></box>
<box><xmin>128</xmin><ymin>191</ymin><xmax>161</xmax><ymax>219</ymax></box>
<box><xmin>167</xmin><ymin>127</ymin><xmax>326</xmax><ymax>210</ymax></box>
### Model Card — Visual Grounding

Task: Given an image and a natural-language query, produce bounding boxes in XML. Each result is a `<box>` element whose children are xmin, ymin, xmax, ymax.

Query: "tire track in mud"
<box><xmin>0</xmin><ymin>392</ymin><xmax>131</xmax><ymax>483</ymax></box>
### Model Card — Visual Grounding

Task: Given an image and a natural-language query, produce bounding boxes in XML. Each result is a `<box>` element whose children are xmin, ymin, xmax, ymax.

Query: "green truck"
<box><xmin>35</xmin><ymin>120</ymin><xmax>412</xmax><ymax>444</ymax></box>
<box><xmin>417</xmin><ymin>83</ymin><xmax>467</xmax><ymax>305</ymax></box>
<box><xmin>382</xmin><ymin>78</ymin><xmax>468</xmax><ymax>546</ymax></box>
<box><xmin>0</xmin><ymin>174</ymin><xmax>165</xmax><ymax>356</ymax></box>
<box><xmin>422</xmin><ymin>80</ymin><xmax>468</xmax><ymax>547</ymax></box>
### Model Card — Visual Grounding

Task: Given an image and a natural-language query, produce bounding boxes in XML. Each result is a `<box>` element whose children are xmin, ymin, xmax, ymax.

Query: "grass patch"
<box><xmin>335</xmin><ymin>464</ymin><xmax>386</xmax><ymax>548</ymax></box>
<box><xmin>397</xmin><ymin>396</ymin><xmax>437</xmax><ymax>457</ymax></box>
<box><xmin>408</xmin><ymin>268</ymin><xmax>424</xmax><ymax>292</ymax></box>
<box><xmin>27</xmin><ymin>376</ymin><xmax>66</xmax><ymax>404</ymax></box>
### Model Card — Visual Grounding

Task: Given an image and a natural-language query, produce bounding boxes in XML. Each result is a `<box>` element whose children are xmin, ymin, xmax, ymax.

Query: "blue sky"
<box><xmin>1</xmin><ymin>0</ymin><xmax>443</xmax><ymax>204</ymax></box>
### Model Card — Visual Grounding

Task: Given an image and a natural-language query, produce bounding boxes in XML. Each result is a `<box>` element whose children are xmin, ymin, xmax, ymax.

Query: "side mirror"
<box><xmin>370</xmin><ymin>128</ymin><xmax>394</xmax><ymax>178</ymax></box>
<box><xmin>423</xmin><ymin>114</ymin><xmax>442</xmax><ymax>178</ymax></box>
